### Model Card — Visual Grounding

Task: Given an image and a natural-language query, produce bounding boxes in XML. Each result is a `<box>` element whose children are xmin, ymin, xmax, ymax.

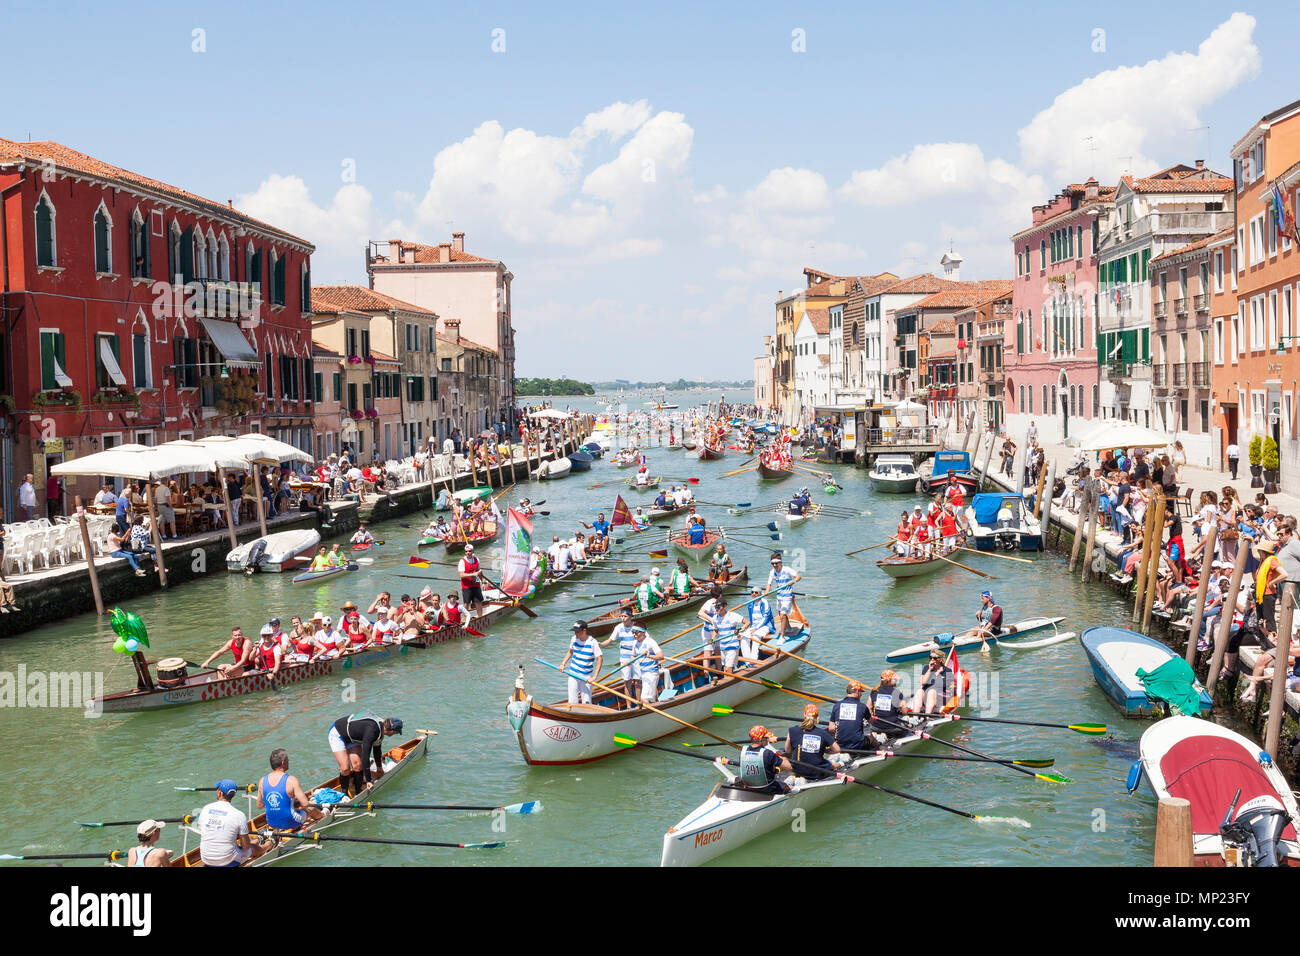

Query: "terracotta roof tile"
<box><xmin>928</xmin><ymin>317</ymin><xmax>957</xmax><ymax>334</ymax></box>
<box><xmin>905</xmin><ymin>281</ymin><xmax>1014</xmax><ymax>310</ymax></box>
<box><xmin>803</xmin><ymin>307</ymin><xmax>831</xmax><ymax>334</ymax></box>
<box><xmin>311</xmin><ymin>284</ymin><xmax>437</xmax><ymax>316</ymax></box>
<box><xmin>1121</xmin><ymin>174</ymin><xmax>1233</xmax><ymax>194</ymax></box>
<box><xmin>0</xmin><ymin>138</ymin><xmax>312</xmax><ymax>248</ymax></box>
<box><xmin>373</xmin><ymin>239</ymin><xmax>494</xmax><ymax>265</ymax></box>
<box><xmin>875</xmin><ymin>274</ymin><xmax>964</xmax><ymax>296</ymax></box>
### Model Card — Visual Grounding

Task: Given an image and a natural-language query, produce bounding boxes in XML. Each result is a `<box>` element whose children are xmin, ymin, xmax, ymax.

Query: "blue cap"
<box><xmin>216</xmin><ymin>778</ymin><xmax>238</xmax><ymax>795</ymax></box>
<box><xmin>981</xmin><ymin>590</ymin><xmax>993</xmax><ymax>600</ymax></box>
<box><xmin>388</xmin><ymin>717</ymin><xmax>403</xmax><ymax>735</ymax></box>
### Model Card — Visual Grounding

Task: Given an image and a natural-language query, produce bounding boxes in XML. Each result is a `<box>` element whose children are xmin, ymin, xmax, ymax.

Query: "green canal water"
<box><xmin>0</xmin><ymin>391</ymin><xmax>1160</xmax><ymax>866</ymax></box>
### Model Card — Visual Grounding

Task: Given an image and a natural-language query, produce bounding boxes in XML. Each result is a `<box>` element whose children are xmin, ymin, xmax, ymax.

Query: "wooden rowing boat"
<box><xmin>444</xmin><ymin>521</ymin><xmax>500</xmax><ymax>554</ymax></box>
<box><xmin>698</xmin><ymin>445</ymin><xmax>725</xmax><ymax>461</ymax></box>
<box><xmin>508</xmin><ymin>611</ymin><xmax>805</xmax><ymax>765</ymax></box>
<box><xmin>669</xmin><ymin>527</ymin><xmax>723</xmax><ymax>564</ymax></box>
<box><xmin>90</xmin><ymin>603</ymin><xmax>517</xmax><ymax>714</ymax></box>
<box><xmin>660</xmin><ymin>714</ymin><xmax>959</xmax><ymax>866</ymax></box>
<box><xmin>582</xmin><ymin>568</ymin><xmax>749</xmax><ymax>637</ymax></box>
<box><xmin>629</xmin><ymin>477</ymin><xmax>661</xmax><ymax>490</ymax></box>
<box><xmin>884</xmin><ymin>616</ymin><xmax>1068</xmax><ymax>663</ymax></box>
<box><xmin>757</xmin><ymin>463</ymin><xmax>793</xmax><ymax>480</ymax></box>
<box><xmin>170</xmin><ymin>732</ymin><xmax>432</xmax><ymax>867</ymax></box>
<box><xmin>874</xmin><ymin>550</ymin><xmax>959</xmax><ymax>579</ymax></box>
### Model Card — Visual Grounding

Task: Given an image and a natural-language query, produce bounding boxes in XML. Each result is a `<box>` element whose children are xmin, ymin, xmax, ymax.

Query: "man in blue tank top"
<box><xmin>258</xmin><ymin>748</ymin><xmax>316</xmax><ymax>832</ymax></box>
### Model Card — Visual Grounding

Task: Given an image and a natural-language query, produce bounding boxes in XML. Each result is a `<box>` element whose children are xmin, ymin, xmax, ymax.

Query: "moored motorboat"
<box><xmin>1133</xmin><ymin>716</ymin><xmax>1300</xmax><ymax>867</ymax></box>
<box><xmin>567</xmin><ymin>450</ymin><xmax>595</xmax><ymax>472</ymax></box>
<box><xmin>966</xmin><ymin>493</ymin><xmax>1042</xmax><ymax>552</ymax></box>
<box><xmin>1079</xmin><ymin>626</ymin><xmax>1212</xmax><ymax>717</ymax></box>
<box><xmin>170</xmin><ymin>732</ymin><xmax>432</xmax><ymax>867</ymax></box>
<box><xmin>226</xmin><ymin>528</ymin><xmax>321</xmax><ymax>573</ymax></box>
<box><xmin>868</xmin><ymin>454</ymin><xmax>922</xmax><ymax>494</ymax></box>
<box><xmin>660</xmin><ymin>714</ymin><xmax>959</xmax><ymax>866</ymax></box>
<box><xmin>885</xmin><ymin>616</ymin><xmax>1069</xmax><ymax>662</ymax></box>
<box><xmin>534</xmin><ymin>457</ymin><xmax>573</xmax><ymax>480</ymax></box>
<box><xmin>507</xmin><ymin>612</ymin><xmax>805</xmax><ymax>765</ymax></box>
<box><xmin>923</xmin><ymin>449</ymin><xmax>978</xmax><ymax>494</ymax></box>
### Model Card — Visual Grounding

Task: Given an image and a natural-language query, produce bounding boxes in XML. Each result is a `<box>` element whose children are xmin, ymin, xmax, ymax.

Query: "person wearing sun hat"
<box><xmin>783</xmin><ymin>703</ymin><xmax>838</xmax><ymax>780</ymax></box>
<box><xmin>737</xmin><ymin>725</ymin><xmax>792</xmax><ymax>794</ymax></box>
<box><xmin>827</xmin><ymin>679</ymin><xmax>870</xmax><ymax>751</ymax></box>
<box><xmin>869</xmin><ymin>669</ymin><xmax>908</xmax><ymax>740</ymax></box>
<box><xmin>127</xmin><ymin>819</ymin><xmax>172</xmax><ymax>867</ymax></box>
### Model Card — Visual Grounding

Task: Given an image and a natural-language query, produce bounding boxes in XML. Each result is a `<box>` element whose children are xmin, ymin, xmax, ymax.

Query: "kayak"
<box><xmin>291</xmin><ymin>564</ymin><xmax>354</xmax><ymax>585</ymax></box>
<box><xmin>349</xmin><ymin>540</ymin><xmax>378</xmax><ymax>553</ymax></box>
<box><xmin>884</xmin><ymin>616</ymin><xmax>1068</xmax><ymax>663</ymax></box>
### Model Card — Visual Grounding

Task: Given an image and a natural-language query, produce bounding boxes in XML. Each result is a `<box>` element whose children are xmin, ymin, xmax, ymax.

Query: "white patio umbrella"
<box><xmin>1064</xmin><ymin>419</ymin><xmax>1176</xmax><ymax>452</ymax></box>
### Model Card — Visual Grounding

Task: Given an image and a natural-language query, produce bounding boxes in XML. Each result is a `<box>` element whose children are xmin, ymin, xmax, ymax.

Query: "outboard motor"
<box><xmin>1219</xmin><ymin>786</ymin><xmax>1290</xmax><ymax>867</ymax></box>
<box><xmin>1065</xmin><ymin>452</ymin><xmax>1088</xmax><ymax>477</ymax></box>
<box><xmin>242</xmin><ymin>538</ymin><xmax>268</xmax><ymax>574</ymax></box>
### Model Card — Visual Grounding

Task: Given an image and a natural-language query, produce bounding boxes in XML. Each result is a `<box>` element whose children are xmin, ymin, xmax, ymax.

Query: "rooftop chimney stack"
<box><xmin>1195</xmin><ymin>159</ymin><xmax>1205</xmax><ymax>171</ymax></box>
<box><xmin>452</xmin><ymin>232</ymin><xmax>465</xmax><ymax>252</ymax></box>
<box><xmin>1085</xmin><ymin>177</ymin><xmax>1099</xmax><ymax>199</ymax></box>
<box><xmin>443</xmin><ymin>318</ymin><xmax>461</xmax><ymax>343</ymax></box>
<box><xmin>438</xmin><ymin>242</ymin><xmax>452</xmax><ymax>264</ymax></box>
<box><xmin>940</xmin><ymin>250</ymin><xmax>964</xmax><ymax>281</ymax></box>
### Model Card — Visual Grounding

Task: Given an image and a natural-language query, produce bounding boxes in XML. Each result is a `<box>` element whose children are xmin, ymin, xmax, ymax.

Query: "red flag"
<box><xmin>942</xmin><ymin>647</ymin><xmax>971</xmax><ymax>713</ymax></box>
<box><xmin>1280</xmin><ymin>185</ymin><xmax>1300</xmax><ymax>247</ymax></box>
<box><xmin>611</xmin><ymin>494</ymin><xmax>634</xmax><ymax>528</ymax></box>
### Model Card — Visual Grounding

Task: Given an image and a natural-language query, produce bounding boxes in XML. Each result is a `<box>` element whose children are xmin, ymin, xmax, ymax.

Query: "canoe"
<box><xmin>508</xmin><ymin>610</ymin><xmax>804</xmax><ymax>765</ymax></box>
<box><xmin>660</xmin><ymin>714</ymin><xmax>960</xmax><ymax>866</ymax></box>
<box><xmin>1079</xmin><ymin>626</ymin><xmax>1212</xmax><ymax>717</ymax></box>
<box><xmin>1134</xmin><ymin>716</ymin><xmax>1300</xmax><ymax>867</ymax></box>
<box><xmin>698</xmin><ymin>446</ymin><xmax>725</xmax><ymax>461</ymax></box>
<box><xmin>567</xmin><ymin>451</ymin><xmax>595</xmax><ymax>472</ymax></box>
<box><xmin>226</xmin><ymin>529</ymin><xmax>321</xmax><ymax>573</ymax></box>
<box><xmin>757</xmin><ymin>463</ymin><xmax>794</xmax><ymax>480</ymax></box>
<box><xmin>349</xmin><ymin>540</ymin><xmax>378</xmax><ymax>553</ymax></box>
<box><xmin>417</xmin><ymin>534</ymin><xmax>445</xmax><ymax>548</ymax></box>
<box><xmin>535</xmin><ymin>457</ymin><xmax>572</xmax><ymax>480</ymax></box>
<box><xmin>885</xmin><ymin>616</ymin><xmax>1069</xmax><ymax>663</ymax></box>
<box><xmin>444</xmin><ymin>521</ymin><xmax>500</xmax><ymax>554</ymax></box>
<box><xmin>170</xmin><ymin>732</ymin><xmax>431</xmax><ymax>867</ymax></box>
<box><xmin>669</xmin><ymin>527</ymin><xmax>723</xmax><ymax>564</ymax></box>
<box><xmin>292</xmin><ymin>565</ymin><xmax>353</xmax><ymax>585</ymax></box>
<box><xmin>90</xmin><ymin>602</ymin><xmax>518</xmax><ymax>714</ymax></box>
<box><xmin>581</xmin><ymin>568</ymin><xmax>750</xmax><ymax>638</ymax></box>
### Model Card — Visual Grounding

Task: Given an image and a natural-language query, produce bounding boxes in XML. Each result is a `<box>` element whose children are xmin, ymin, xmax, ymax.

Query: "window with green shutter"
<box><xmin>40</xmin><ymin>331</ymin><xmax>67</xmax><ymax>390</ymax></box>
<box><xmin>1140</xmin><ymin>248</ymin><xmax>1150</xmax><ymax>281</ymax></box>
<box><xmin>94</xmin><ymin>207</ymin><xmax>111</xmax><ymax>274</ymax></box>
<box><xmin>1141</xmin><ymin>328</ymin><xmax>1149</xmax><ymax>361</ymax></box>
<box><xmin>36</xmin><ymin>196</ymin><xmax>56</xmax><ymax>267</ymax></box>
<box><xmin>333</xmin><ymin>372</ymin><xmax>342</xmax><ymax>401</ymax></box>
<box><xmin>180</xmin><ymin>227</ymin><xmax>194</xmax><ymax>283</ymax></box>
<box><xmin>314</xmin><ymin>372</ymin><xmax>323</xmax><ymax>403</ymax></box>
<box><xmin>95</xmin><ymin>333</ymin><xmax>121</xmax><ymax>389</ymax></box>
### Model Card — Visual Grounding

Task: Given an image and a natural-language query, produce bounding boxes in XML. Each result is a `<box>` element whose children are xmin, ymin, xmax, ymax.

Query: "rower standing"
<box><xmin>744</xmin><ymin>584</ymin><xmax>774</xmax><ymax>659</ymax></box>
<box><xmin>328</xmin><ymin>712</ymin><xmax>404</xmax><ymax>798</ymax></box>
<box><xmin>561</xmin><ymin>621</ymin><xmax>602</xmax><ymax>704</ymax></box>
<box><xmin>258</xmin><ymin>748</ymin><xmax>315</xmax><ymax>832</ymax></box>
<box><xmin>736</xmin><ymin>726</ymin><xmax>792</xmax><ymax>794</ymax></box>
<box><xmin>766</xmin><ymin>554</ymin><xmax>801</xmax><ymax>640</ymax></box>
<box><xmin>709</xmin><ymin>596</ymin><xmax>748</xmax><ymax>674</ymax></box>
<box><xmin>632</xmin><ymin>625</ymin><xmax>666</xmax><ymax>702</ymax></box>
<box><xmin>826</xmin><ymin>680</ymin><xmax>871</xmax><ymax>752</ymax></box>
<box><xmin>127</xmin><ymin>819</ymin><xmax>173</xmax><ymax>867</ymax></box>
<box><xmin>458</xmin><ymin>543</ymin><xmax>485</xmax><ymax>611</ymax></box>
<box><xmin>783</xmin><ymin>704</ymin><xmax>839</xmax><ymax>780</ymax></box>
<box><xmin>599</xmin><ymin>607</ymin><xmax>640</xmax><ymax>707</ymax></box>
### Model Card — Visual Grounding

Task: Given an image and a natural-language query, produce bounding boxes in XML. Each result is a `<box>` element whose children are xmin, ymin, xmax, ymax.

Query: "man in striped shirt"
<box><xmin>561</xmin><ymin>620</ymin><xmax>603</xmax><ymax>705</ymax></box>
<box><xmin>766</xmin><ymin>555</ymin><xmax>801</xmax><ymax>641</ymax></box>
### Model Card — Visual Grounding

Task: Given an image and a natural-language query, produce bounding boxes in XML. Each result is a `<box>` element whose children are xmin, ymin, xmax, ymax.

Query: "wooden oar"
<box><xmin>722</xmin><ymin>463</ymin><xmax>758</xmax><ymax>478</ymax></box>
<box><xmin>269</xmin><ymin>830</ymin><xmax>504</xmax><ymax>850</ymax></box>
<box><xmin>845</xmin><ymin>538</ymin><xmax>895</xmax><ymax>557</ymax></box>
<box><xmin>943</xmin><ymin>715</ymin><xmax>1107</xmax><ymax>735</ymax></box>
<box><xmin>871</xmin><ymin>715</ymin><xmax>1070</xmax><ymax>783</ymax></box>
<box><xmin>751</xmin><ymin>637</ymin><xmax>857</xmax><ymax>685</ymax></box>
<box><xmin>954</xmin><ymin>546</ymin><xmax>1031</xmax><ymax>564</ymax></box>
<box><xmin>664</xmin><ymin>653</ymin><xmax>828</xmax><ymax>704</ymax></box>
<box><xmin>933</xmin><ymin>551</ymin><xmax>994</xmax><ymax>579</ymax></box>
<box><xmin>532</xmin><ymin>657</ymin><xmax>738</xmax><ymax>748</ymax></box>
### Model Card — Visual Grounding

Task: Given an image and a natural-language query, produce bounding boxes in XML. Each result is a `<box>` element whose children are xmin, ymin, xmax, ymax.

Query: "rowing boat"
<box><xmin>629</xmin><ymin>477</ymin><xmax>661</xmax><ymax>491</ymax></box>
<box><xmin>660</xmin><ymin>714</ymin><xmax>959</xmax><ymax>866</ymax></box>
<box><xmin>884</xmin><ymin>617</ymin><xmax>1068</xmax><ymax>662</ymax></box>
<box><xmin>757</xmin><ymin>463</ymin><xmax>794</xmax><ymax>480</ymax></box>
<box><xmin>874</xmin><ymin>550</ymin><xmax>961</xmax><ymax>579</ymax></box>
<box><xmin>170</xmin><ymin>732</ymin><xmax>432</xmax><ymax>867</ymax></box>
<box><xmin>581</xmin><ymin>568</ymin><xmax>749</xmax><ymax>637</ymax></box>
<box><xmin>292</xmin><ymin>564</ymin><xmax>354</xmax><ymax>585</ymax></box>
<box><xmin>1080</xmin><ymin>625</ymin><xmax>1212</xmax><ymax>717</ymax></box>
<box><xmin>444</xmin><ymin>521</ymin><xmax>500</xmax><ymax>554</ymax></box>
<box><xmin>507</xmin><ymin>613</ymin><xmax>807</xmax><ymax>765</ymax></box>
<box><xmin>670</xmin><ymin>527</ymin><xmax>723</xmax><ymax>565</ymax></box>
<box><xmin>698</xmin><ymin>445</ymin><xmax>725</xmax><ymax>461</ymax></box>
<box><xmin>1133</xmin><ymin>716</ymin><xmax>1300</xmax><ymax>867</ymax></box>
<box><xmin>90</xmin><ymin>605</ymin><xmax>516</xmax><ymax>714</ymax></box>
<box><xmin>785</xmin><ymin>503</ymin><xmax>820</xmax><ymax>525</ymax></box>
<box><xmin>521</xmin><ymin>550</ymin><xmax>623</xmax><ymax>604</ymax></box>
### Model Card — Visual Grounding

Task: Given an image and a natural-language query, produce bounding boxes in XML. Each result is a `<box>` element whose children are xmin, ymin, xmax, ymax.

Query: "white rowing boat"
<box><xmin>884</xmin><ymin>617</ymin><xmax>1068</xmax><ymax>663</ymax></box>
<box><xmin>660</xmin><ymin>715</ymin><xmax>959</xmax><ymax>866</ymax></box>
<box><xmin>170</xmin><ymin>731</ymin><xmax>432</xmax><ymax>867</ymax></box>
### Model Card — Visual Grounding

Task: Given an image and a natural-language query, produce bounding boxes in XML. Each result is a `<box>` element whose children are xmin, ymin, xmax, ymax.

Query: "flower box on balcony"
<box><xmin>91</xmin><ymin>388</ymin><xmax>141</xmax><ymax>410</ymax></box>
<box><xmin>349</xmin><ymin>409</ymin><xmax>364</xmax><ymax>420</ymax></box>
<box><xmin>347</xmin><ymin>356</ymin><xmax>362</xmax><ymax>364</ymax></box>
<box><xmin>32</xmin><ymin>388</ymin><xmax>82</xmax><ymax>412</ymax></box>
<box><xmin>364</xmin><ymin>355</ymin><xmax>376</xmax><ymax>366</ymax></box>
<box><xmin>364</xmin><ymin>408</ymin><xmax>379</xmax><ymax>419</ymax></box>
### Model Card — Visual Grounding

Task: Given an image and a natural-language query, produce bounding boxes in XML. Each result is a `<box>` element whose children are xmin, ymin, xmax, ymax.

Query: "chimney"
<box><xmin>388</xmin><ymin>239</ymin><xmax>403</xmax><ymax>263</ymax></box>
<box><xmin>1085</xmin><ymin>177</ymin><xmax>1099</xmax><ymax>199</ymax></box>
<box><xmin>1195</xmin><ymin>159</ymin><xmax>1205</xmax><ymax>171</ymax></box>
<box><xmin>443</xmin><ymin>318</ymin><xmax>461</xmax><ymax>343</ymax></box>
<box><xmin>452</xmin><ymin>232</ymin><xmax>465</xmax><ymax>252</ymax></box>
<box><xmin>438</xmin><ymin>242</ymin><xmax>452</xmax><ymax>264</ymax></box>
<box><xmin>778</xmin><ymin>290</ymin><xmax>783</xmax><ymax>301</ymax></box>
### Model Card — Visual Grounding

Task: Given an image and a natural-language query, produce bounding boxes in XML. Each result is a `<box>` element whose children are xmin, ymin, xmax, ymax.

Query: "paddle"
<box><xmin>268</xmin><ymin>830</ymin><xmax>504</xmax><ymax>850</ymax></box>
<box><xmin>871</xmin><ymin>715</ymin><xmax>1070</xmax><ymax>784</ymax></box>
<box><xmin>0</xmin><ymin>850</ymin><xmax>130</xmax><ymax>862</ymax></box>
<box><xmin>955</xmin><ymin>546</ymin><xmax>1031</xmax><ymax>564</ymax></box>
<box><xmin>943</xmin><ymin>714</ymin><xmax>1107</xmax><ymax>735</ymax></box>
<box><xmin>933</xmin><ymin>551</ymin><xmax>995</xmax><ymax>579</ymax></box>
<box><xmin>533</xmin><ymin>657</ymin><xmax>739</xmax><ymax>747</ymax></box>
<box><xmin>353</xmin><ymin>801</ymin><xmax>541</xmax><ymax>814</ymax></box>
<box><xmin>846</xmin><ymin>539</ymin><xmax>895</xmax><ymax>557</ymax></box>
<box><xmin>76</xmin><ymin>813</ymin><xmax>199</xmax><ymax>828</ymax></box>
<box><xmin>751</xmin><ymin>637</ymin><xmax>856</xmax><ymax>685</ymax></box>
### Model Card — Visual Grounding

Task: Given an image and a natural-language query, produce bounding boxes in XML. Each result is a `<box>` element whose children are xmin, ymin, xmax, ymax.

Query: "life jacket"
<box><xmin>738</xmin><ymin>746</ymin><xmax>775</xmax><ymax>788</ymax></box>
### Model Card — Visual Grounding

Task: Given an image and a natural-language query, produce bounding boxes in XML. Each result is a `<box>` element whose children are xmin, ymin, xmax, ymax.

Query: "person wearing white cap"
<box><xmin>569</xmin><ymin>534</ymin><xmax>587</xmax><ymax>566</ymax></box>
<box><xmin>127</xmin><ymin>819</ymin><xmax>172</xmax><ymax>867</ymax></box>
<box><xmin>458</xmin><ymin>543</ymin><xmax>486</xmax><ymax>611</ymax></box>
<box><xmin>253</xmin><ymin>625</ymin><xmax>284</xmax><ymax>679</ymax></box>
<box><xmin>561</xmin><ymin>621</ymin><xmax>602</xmax><ymax>704</ymax></box>
<box><xmin>552</xmin><ymin>537</ymin><xmax>573</xmax><ymax>574</ymax></box>
<box><xmin>314</xmin><ymin>615</ymin><xmax>345</xmax><ymax>658</ymax></box>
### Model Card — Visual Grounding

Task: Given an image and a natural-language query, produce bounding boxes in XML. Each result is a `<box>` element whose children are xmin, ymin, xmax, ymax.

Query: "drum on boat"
<box><xmin>156</xmin><ymin>657</ymin><xmax>189</xmax><ymax>687</ymax></box>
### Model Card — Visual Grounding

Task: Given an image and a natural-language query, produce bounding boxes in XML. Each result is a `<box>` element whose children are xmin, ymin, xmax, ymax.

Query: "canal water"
<box><xmin>0</xmin><ymin>390</ymin><xmax>1158</xmax><ymax>866</ymax></box>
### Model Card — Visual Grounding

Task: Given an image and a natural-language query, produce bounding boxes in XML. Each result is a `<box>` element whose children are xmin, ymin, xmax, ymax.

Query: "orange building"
<box><xmin>1215</xmin><ymin>99</ymin><xmax>1300</xmax><ymax>491</ymax></box>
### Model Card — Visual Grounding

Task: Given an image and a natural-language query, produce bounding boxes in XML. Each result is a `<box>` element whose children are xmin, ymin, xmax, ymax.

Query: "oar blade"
<box><xmin>1009</xmin><ymin>759</ymin><xmax>1055</xmax><ymax>769</ymax></box>
<box><xmin>1068</xmin><ymin>723</ymin><xmax>1108</xmax><ymax>735</ymax></box>
<box><xmin>503</xmin><ymin>800</ymin><xmax>542</xmax><ymax>815</ymax></box>
<box><xmin>1034</xmin><ymin>771</ymin><xmax>1072</xmax><ymax>784</ymax></box>
<box><xmin>711</xmin><ymin>705</ymin><xmax>735</xmax><ymax>715</ymax></box>
<box><xmin>613</xmin><ymin>733</ymin><xmax>638</xmax><ymax>748</ymax></box>
<box><xmin>464</xmin><ymin>841</ymin><xmax>507</xmax><ymax>849</ymax></box>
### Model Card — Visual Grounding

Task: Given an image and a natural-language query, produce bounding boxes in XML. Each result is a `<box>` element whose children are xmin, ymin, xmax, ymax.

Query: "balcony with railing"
<box><xmin>1174</xmin><ymin>298</ymin><xmax>1188</xmax><ymax>316</ymax></box>
<box><xmin>976</xmin><ymin>320</ymin><xmax>1004</xmax><ymax>340</ymax></box>
<box><xmin>1153</xmin><ymin>300</ymin><xmax>1167</xmax><ymax>319</ymax></box>
<box><xmin>1171</xmin><ymin>363</ymin><xmax>1188</xmax><ymax>388</ymax></box>
<box><xmin>1151</xmin><ymin>363</ymin><xmax>1168</xmax><ymax>388</ymax></box>
<box><xmin>1107</xmin><ymin>359</ymin><xmax>1132</xmax><ymax>378</ymax></box>
<box><xmin>1194</xmin><ymin>293</ymin><xmax>1209</xmax><ymax>312</ymax></box>
<box><xmin>1150</xmin><ymin>210</ymin><xmax>1234</xmax><ymax>236</ymax></box>
<box><xmin>1190</xmin><ymin>361</ymin><xmax>1210</xmax><ymax>388</ymax></box>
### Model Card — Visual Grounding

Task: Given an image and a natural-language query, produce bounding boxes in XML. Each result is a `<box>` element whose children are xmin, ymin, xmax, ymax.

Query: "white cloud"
<box><xmin>236</xmin><ymin>175</ymin><xmax>372</xmax><ymax>281</ymax></box>
<box><xmin>746</xmin><ymin>167</ymin><xmax>830</xmax><ymax>211</ymax></box>
<box><xmin>581</xmin><ymin>111</ymin><xmax>693</xmax><ymax>205</ymax></box>
<box><xmin>1018</xmin><ymin>12</ymin><xmax>1260</xmax><ymax>182</ymax></box>
<box><xmin>840</xmin><ymin>143</ymin><xmax>1041</xmax><ymax>213</ymax></box>
<box><xmin>573</xmin><ymin>99</ymin><xmax>653</xmax><ymax>143</ymax></box>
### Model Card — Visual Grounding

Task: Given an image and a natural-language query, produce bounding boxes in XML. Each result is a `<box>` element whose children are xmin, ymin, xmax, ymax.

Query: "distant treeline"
<box><xmin>515</xmin><ymin>377</ymin><xmax>595</xmax><ymax>396</ymax></box>
<box><xmin>592</xmin><ymin>379</ymin><xmax>753</xmax><ymax>390</ymax></box>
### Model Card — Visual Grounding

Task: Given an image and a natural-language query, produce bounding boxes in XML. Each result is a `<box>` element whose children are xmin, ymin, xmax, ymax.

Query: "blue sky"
<box><xmin>2</xmin><ymin>2</ymin><xmax>1291</xmax><ymax>378</ymax></box>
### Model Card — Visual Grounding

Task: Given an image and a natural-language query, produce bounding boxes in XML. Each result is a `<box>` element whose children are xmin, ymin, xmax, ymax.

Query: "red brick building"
<box><xmin>0</xmin><ymin>140</ymin><xmax>314</xmax><ymax>516</ymax></box>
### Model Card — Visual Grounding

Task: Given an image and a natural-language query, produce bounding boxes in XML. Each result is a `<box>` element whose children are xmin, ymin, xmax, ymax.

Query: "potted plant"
<box><xmin>1262</xmin><ymin>436</ymin><xmax>1281</xmax><ymax>493</ymax></box>
<box><xmin>1248</xmin><ymin>434</ymin><xmax>1264</xmax><ymax>487</ymax></box>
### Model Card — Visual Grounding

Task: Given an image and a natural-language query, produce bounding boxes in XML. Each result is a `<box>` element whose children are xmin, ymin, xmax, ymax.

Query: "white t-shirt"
<box><xmin>197</xmin><ymin>800</ymin><xmax>249</xmax><ymax>867</ymax></box>
<box><xmin>373</xmin><ymin>618</ymin><xmax>399</xmax><ymax>642</ymax></box>
<box><xmin>546</xmin><ymin>542</ymin><xmax>565</xmax><ymax>566</ymax></box>
<box><xmin>315</xmin><ymin>627</ymin><xmax>344</xmax><ymax>651</ymax></box>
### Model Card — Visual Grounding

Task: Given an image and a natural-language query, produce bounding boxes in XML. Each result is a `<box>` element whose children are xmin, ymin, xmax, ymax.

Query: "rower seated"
<box><xmin>734</xmin><ymin>725</ymin><xmax>792</xmax><ymax>795</ymax></box>
<box><xmin>784</xmin><ymin>703</ymin><xmax>842</xmax><ymax>780</ymax></box>
<box><xmin>959</xmin><ymin>590</ymin><xmax>1002</xmax><ymax>641</ymax></box>
<box><xmin>868</xmin><ymin>670</ymin><xmax>911</xmax><ymax>741</ymax></box>
<box><xmin>912</xmin><ymin>650</ymin><xmax>956</xmax><ymax>714</ymax></box>
<box><xmin>827</xmin><ymin>680</ymin><xmax>871</xmax><ymax>752</ymax></box>
<box><xmin>258</xmin><ymin>748</ymin><xmax>323</xmax><ymax>833</ymax></box>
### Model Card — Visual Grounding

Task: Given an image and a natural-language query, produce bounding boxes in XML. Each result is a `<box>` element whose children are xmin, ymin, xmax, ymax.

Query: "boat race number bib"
<box><xmin>801</xmin><ymin>735</ymin><xmax>821</xmax><ymax>755</ymax></box>
<box><xmin>838</xmin><ymin>703</ymin><xmax>857</xmax><ymax>721</ymax></box>
<box><xmin>876</xmin><ymin>696</ymin><xmax>893</xmax><ymax>713</ymax></box>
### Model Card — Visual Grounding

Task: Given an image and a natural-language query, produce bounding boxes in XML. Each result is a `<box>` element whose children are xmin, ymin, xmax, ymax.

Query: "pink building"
<box><xmin>1005</xmin><ymin>178</ymin><xmax>1115</xmax><ymax>442</ymax></box>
